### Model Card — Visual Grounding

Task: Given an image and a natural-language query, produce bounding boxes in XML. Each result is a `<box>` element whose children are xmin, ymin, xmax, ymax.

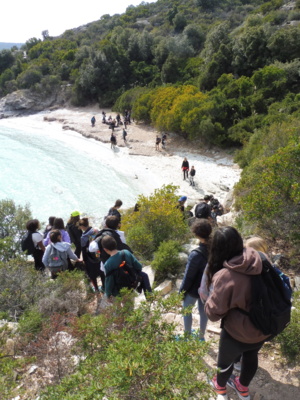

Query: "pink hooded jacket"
<box><xmin>205</xmin><ymin>247</ymin><xmax>271</xmax><ymax>343</ymax></box>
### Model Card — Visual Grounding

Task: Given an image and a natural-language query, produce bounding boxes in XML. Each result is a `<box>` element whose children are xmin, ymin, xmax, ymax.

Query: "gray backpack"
<box><xmin>48</xmin><ymin>245</ymin><xmax>66</xmax><ymax>271</ymax></box>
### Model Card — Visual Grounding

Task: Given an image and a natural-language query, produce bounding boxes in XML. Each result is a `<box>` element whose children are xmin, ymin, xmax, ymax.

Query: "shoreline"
<box><xmin>42</xmin><ymin>106</ymin><xmax>241</xmax><ymax>207</ymax></box>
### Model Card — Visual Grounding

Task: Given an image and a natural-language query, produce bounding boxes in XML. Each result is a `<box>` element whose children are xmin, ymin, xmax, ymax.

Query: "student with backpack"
<box><xmin>42</xmin><ymin>230</ymin><xmax>81</xmax><ymax>279</ymax></box>
<box><xmin>179</xmin><ymin>219</ymin><xmax>212</xmax><ymax>340</ymax></box>
<box><xmin>194</xmin><ymin>195</ymin><xmax>212</xmax><ymax>221</ymax></box>
<box><xmin>102</xmin><ymin>235</ymin><xmax>143</xmax><ymax>299</ymax></box>
<box><xmin>205</xmin><ymin>227</ymin><xmax>281</xmax><ymax>400</ymax></box>
<box><xmin>78</xmin><ymin>217</ymin><xmax>102</xmax><ymax>293</ymax></box>
<box><xmin>22</xmin><ymin>219</ymin><xmax>45</xmax><ymax>271</ymax></box>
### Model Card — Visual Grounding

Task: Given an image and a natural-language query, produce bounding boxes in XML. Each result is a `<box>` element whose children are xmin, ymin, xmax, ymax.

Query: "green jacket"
<box><xmin>104</xmin><ymin>249</ymin><xmax>142</xmax><ymax>297</ymax></box>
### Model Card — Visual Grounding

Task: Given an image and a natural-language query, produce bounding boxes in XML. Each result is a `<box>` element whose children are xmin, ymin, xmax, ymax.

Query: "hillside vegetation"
<box><xmin>1</xmin><ymin>0</ymin><xmax>300</xmax><ymax>258</ymax></box>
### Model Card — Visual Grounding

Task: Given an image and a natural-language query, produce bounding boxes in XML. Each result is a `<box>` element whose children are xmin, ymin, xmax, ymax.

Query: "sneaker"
<box><xmin>227</xmin><ymin>375</ymin><xmax>250</xmax><ymax>400</ymax></box>
<box><xmin>210</xmin><ymin>376</ymin><xmax>228</xmax><ymax>398</ymax></box>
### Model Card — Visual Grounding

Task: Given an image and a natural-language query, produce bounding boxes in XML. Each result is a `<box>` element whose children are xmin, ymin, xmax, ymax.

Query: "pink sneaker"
<box><xmin>227</xmin><ymin>375</ymin><xmax>250</xmax><ymax>400</ymax></box>
<box><xmin>210</xmin><ymin>375</ymin><xmax>228</xmax><ymax>399</ymax></box>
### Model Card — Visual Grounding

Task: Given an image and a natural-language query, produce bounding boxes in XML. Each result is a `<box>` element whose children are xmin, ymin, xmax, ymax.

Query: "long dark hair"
<box><xmin>206</xmin><ymin>226</ymin><xmax>244</xmax><ymax>289</ymax></box>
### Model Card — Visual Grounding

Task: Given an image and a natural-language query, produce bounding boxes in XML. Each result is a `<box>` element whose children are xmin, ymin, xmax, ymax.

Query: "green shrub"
<box><xmin>18</xmin><ymin>307</ymin><xmax>44</xmax><ymax>336</ymax></box>
<box><xmin>276</xmin><ymin>291</ymin><xmax>300</xmax><ymax>362</ymax></box>
<box><xmin>151</xmin><ymin>240</ymin><xmax>182</xmax><ymax>281</ymax></box>
<box><xmin>122</xmin><ymin>185</ymin><xmax>188</xmax><ymax>259</ymax></box>
<box><xmin>40</xmin><ymin>292</ymin><xmax>212</xmax><ymax>400</ymax></box>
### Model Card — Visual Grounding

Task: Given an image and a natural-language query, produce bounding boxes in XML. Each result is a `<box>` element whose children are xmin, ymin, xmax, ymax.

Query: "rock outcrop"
<box><xmin>0</xmin><ymin>87</ymin><xmax>69</xmax><ymax>118</ymax></box>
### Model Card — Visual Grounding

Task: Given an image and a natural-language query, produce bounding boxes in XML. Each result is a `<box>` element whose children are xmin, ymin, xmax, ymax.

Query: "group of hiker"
<box><xmin>22</xmin><ymin>196</ymin><xmax>292</xmax><ymax>400</ymax></box>
<box><xmin>22</xmin><ymin>200</ymin><xmax>152</xmax><ymax>300</ymax></box>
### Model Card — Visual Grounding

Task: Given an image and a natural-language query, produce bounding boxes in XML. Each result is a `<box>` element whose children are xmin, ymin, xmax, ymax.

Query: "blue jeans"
<box><xmin>183</xmin><ymin>293</ymin><xmax>208</xmax><ymax>339</ymax></box>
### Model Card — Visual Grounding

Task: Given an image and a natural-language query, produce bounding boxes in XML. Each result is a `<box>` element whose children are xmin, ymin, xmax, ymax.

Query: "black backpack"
<box><xmin>238</xmin><ymin>252</ymin><xmax>291</xmax><ymax>339</ymax></box>
<box><xmin>21</xmin><ymin>232</ymin><xmax>36</xmax><ymax>255</ymax></box>
<box><xmin>195</xmin><ymin>202</ymin><xmax>210</xmax><ymax>219</ymax></box>
<box><xmin>106</xmin><ymin>250</ymin><xmax>141</xmax><ymax>292</ymax></box>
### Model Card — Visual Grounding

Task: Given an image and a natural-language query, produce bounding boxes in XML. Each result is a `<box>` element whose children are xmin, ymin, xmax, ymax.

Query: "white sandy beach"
<box><xmin>44</xmin><ymin>106</ymin><xmax>241</xmax><ymax>208</ymax></box>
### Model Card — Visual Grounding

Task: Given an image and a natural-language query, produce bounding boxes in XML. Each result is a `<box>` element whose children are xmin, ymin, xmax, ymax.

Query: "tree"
<box><xmin>0</xmin><ymin>49</ymin><xmax>15</xmax><ymax>75</ymax></box>
<box><xmin>42</xmin><ymin>30</ymin><xmax>50</xmax><ymax>40</ymax></box>
<box><xmin>0</xmin><ymin>199</ymin><xmax>32</xmax><ymax>261</ymax></box>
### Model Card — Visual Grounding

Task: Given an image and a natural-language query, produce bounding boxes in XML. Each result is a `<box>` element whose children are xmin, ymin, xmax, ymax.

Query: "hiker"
<box><xmin>177</xmin><ymin>196</ymin><xmax>187</xmax><ymax>214</ymax></box>
<box><xmin>211</xmin><ymin>205</ymin><xmax>219</xmax><ymax>226</ymax></box>
<box><xmin>42</xmin><ymin>229</ymin><xmax>81</xmax><ymax>279</ymax></box>
<box><xmin>110</xmin><ymin>132</ymin><xmax>117</xmax><ymax>149</ymax></box>
<box><xmin>179</xmin><ymin>219</ymin><xmax>212</xmax><ymax>340</ymax></box>
<box><xmin>181</xmin><ymin>157</ymin><xmax>189</xmax><ymax>180</ymax></box>
<box><xmin>66</xmin><ymin>211</ymin><xmax>82</xmax><ymax>257</ymax></box>
<box><xmin>122</xmin><ymin>128</ymin><xmax>127</xmax><ymax>143</ymax></box>
<box><xmin>116</xmin><ymin>113</ymin><xmax>121</xmax><ymax>126</ymax></box>
<box><xmin>91</xmin><ymin>116</ymin><xmax>96</xmax><ymax>127</ymax></box>
<box><xmin>210</xmin><ymin>197</ymin><xmax>224</xmax><ymax>216</ymax></box>
<box><xmin>102</xmin><ymin>235</ymin><xmax>145</xmax><ymax>299</ymax></box>
<box><xmin>162</xmin><ymin>133</ymin><xmax>167</xmax><ymax>149</ymax></box>
<box><xmin>43</xmin><ymin>217</ymin><xmax>71</xmax><ymax>246</ymax></box>
<box><xmin>155</xmin><ymin>135</ymin><xmax>161</xmax><ymax>151</ymax></box>
<box><xmin>24</xmin><ymin>219</ymin><xmax>45</xmax><ymax>271</ymax></box>
<box><xmin>107</xmin><ymin>199</ymin><xmax>122</xmax><ymax>223</ymax></box>
<box><xmin>189</xmin><ymin>166</ymin><xmax>196</xmax><ymax>186</ymax></box>
<box><xmin>194</xmin><ymin>195</ymin><xmax>212</xmax><ymax>221</ymax></box>
<box><xmin>43</xmin><ymin>216</ymin><xmax>55</xmax><ymax>239</ymax></box>
<box><xmin>78</xmin><ymin>217</ymin><xmax>102</xmax><ymax>293</ymax></box>
<box><xmin>102</xmin><ymin>111</ymin><xmax>106</xmax><ymax>123</ymax></box>
<box><xmin>205</xmin><ymin>226</ymin><xmax>270</xmax><ymax>400</ymax></box>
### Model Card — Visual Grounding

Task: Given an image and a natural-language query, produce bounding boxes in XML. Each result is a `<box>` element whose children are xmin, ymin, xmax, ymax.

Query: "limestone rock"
<box><xmin>222</xmin><ymin>189</ymin><xmax>235</xmax><ymax>212</ymax></box>
<box><xmin>154</xmin><ymin>280</ymin><xmax>172</xmax><ymax>295</ymax></box>
<box><xmin>178</xmin><ymin>252</ymin><xmax>188</xmax><ymax>265</ymax></box>
<box><xmin>143</xmin><ymin>265</ymin><xmax>155</xmax><ymax>288</ymax></box>
<box><xmin>175</xmin><ymin>279</ymin><xmax>182</xmax><ymax>290</ymax></box>
<box><xmin>0</xmin><ymin>88</ymin><xmax>68</xmax><ymax>118</ymax></box>
<box><xmin>5</xmin><ymin>338</ymin><xmax>15</xmax><ymax>356</ymax></box>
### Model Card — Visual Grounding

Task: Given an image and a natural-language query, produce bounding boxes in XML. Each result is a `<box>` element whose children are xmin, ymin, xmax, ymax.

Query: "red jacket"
<box><xmin>205</xmin><ymin>247</ymin><xmax>271</xmax><ymax>343</ymax></box>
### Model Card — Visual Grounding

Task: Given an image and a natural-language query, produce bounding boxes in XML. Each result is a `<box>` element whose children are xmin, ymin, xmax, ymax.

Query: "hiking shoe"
<box><xmin>210</xmin><ymin>376</ymin><xmax>227</xmax><ymax>398</ymax></box>
<box><xmin>227</xmin><ymin>375</ymin><xmax>250</xmax><ymax>400</ymax></box>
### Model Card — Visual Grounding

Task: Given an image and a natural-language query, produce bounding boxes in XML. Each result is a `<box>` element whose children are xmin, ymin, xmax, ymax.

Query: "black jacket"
<box><xmin>180</xmin><ymin>243</ymin><xmax>208</xmax><ymax>298</ymax></box>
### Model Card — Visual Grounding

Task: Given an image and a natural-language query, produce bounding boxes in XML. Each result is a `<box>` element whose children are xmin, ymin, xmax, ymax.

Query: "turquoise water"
<box><xmin>0</xmin><ymin>114</ymin><xmax>152</xmax><ymax>226</ymax></box>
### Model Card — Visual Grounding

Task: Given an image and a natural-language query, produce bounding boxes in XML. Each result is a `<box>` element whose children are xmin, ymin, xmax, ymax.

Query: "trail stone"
<box><xmin>154</xmin><ymin>280</ymin><xmax>172</xmax><ymax>295</ymax></box>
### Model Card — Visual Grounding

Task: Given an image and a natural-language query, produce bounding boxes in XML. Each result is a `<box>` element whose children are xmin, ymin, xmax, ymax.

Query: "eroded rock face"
<box><xmin>0</xmin><ymin>88</ymin><xmax>66</xmax><ymax>118</ymax></box>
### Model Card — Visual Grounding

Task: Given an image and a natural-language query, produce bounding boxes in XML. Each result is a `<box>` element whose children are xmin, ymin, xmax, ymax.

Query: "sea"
<box><xmin>0</xmin><ymin>113</ymin><xmax>158</xmax><ymax>227</ymax></box>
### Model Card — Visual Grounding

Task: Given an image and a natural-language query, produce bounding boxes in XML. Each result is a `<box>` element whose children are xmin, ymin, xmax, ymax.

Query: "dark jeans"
<box><xmin>137</xmin><ymin>271</ymin><xmax>152</xmax><ymax>296</ymax></box>
<box><xmin>33</xmin><ymin>249</ymin><xmax>45</xmax><ymax>271</ymax></box>
<box><xmin>217</xmin><ymin>329</ymin><xmax>265</xmax><ymax>387</ymax></box>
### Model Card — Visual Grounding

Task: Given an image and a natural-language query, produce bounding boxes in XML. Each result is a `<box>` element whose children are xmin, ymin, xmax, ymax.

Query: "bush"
<box><xmin>151</xmin><ymin>240</ymin><xmax>182</xmax><ymax>281</ymax></box>
<box><xmin>40</xmin><ymin>292</ymin><xmax>212</xmax><ymax>400</ymax></box>
<box><xmin>276</xmin><ymin>291</ymin><xmax>300</xmax><ymax>362</ymax></box>
<box><xmin>122</xmin><ymin>185</ymin><xmax>188</xmax><ymax>259</ymax></box>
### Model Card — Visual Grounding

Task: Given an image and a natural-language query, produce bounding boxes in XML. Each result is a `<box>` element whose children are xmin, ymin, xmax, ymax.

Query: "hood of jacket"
<box><xmin>52</xmin><ymin>242</ymin><xmax>71</xmax><ymax>252</ymax></box>
<box><xmin>223</xmin><ymin>247</ymin><xmax>262</xmax><ymax>276</ymax></box>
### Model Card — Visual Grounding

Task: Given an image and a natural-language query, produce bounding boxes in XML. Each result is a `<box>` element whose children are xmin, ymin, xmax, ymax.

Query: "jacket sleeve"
<box><xmin>180</xmin><ymin>250</ymin><xmax>205</xmax><ymax>294</ymax></box>
<box><xmin>42</xmin><ymin>245</ymin><xmax>51</xmax><ymax>267</ymax></box>
<box><xmin>204</xmin><ymin>271</ymin><xmax>234</xmax><ymax>322</ymax></box>
<box><xmin>66</xmin><ymin>246</ymin><xmax>79</xmax><ymax>261</ymax></box>
<box><xmin>127</xmin><ymin>252</ymin><xmax>142</xmax><ymax>272</ymax></box>
<box><xmin>62</xmin><ymin>230</ymin><xmax>71</xmax><ymax>244</ymax></box>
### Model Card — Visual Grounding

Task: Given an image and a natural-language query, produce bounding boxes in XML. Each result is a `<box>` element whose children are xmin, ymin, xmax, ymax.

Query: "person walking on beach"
<box><xmin>190</xmin><ymin>166</ymin><xmax>196</xmax><ymax>186</ymax></box>
<box><xmin>155</xmin><ymin>135</ymin><xmax>161</xmax><ymax>151</ymax></box>
<box><xmin>122</xmin><ymin>128</ymin><xmax>127</xmax><ymax>143</ymax></box>
<box><xmin>181</xmin><ymin>157</ymin><xmax>189</xmax><ymax>180</ymax></box>
<box><xmin>110</xmin><ymin>132</ymin><xmax>117</xmax><ymax>149</ymax></box>
<box><xmin>91</xmin><ymin>116</ymin><xmax>96</xmax><ymax>127</ymax></box>
<box><xmin>162</xmin><ymin>133</ymin><xmax>167</xmax><ymax>149</ymax></box>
